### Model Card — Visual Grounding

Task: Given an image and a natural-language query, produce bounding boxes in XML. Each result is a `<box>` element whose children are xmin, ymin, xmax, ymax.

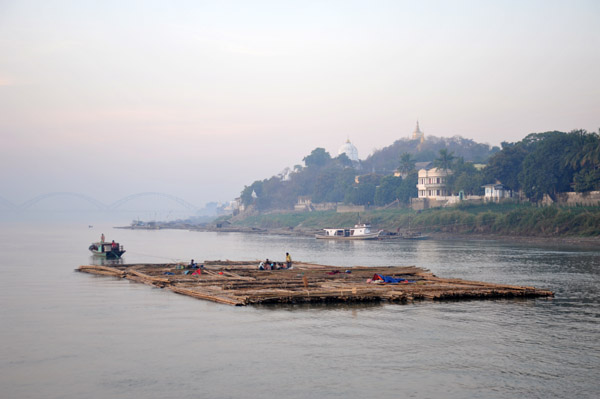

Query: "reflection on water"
<box><xmin>0</xmin><ymin>223</ymin><xmax>598</xmax><ymax>399</ymax></box>
<box><xmin>255</xmin><ymin>301</ymin><xmax>387</xmax><ymax>312</ymax></box>
<box><xmin>89</xmin><ymin>256</ymin><xmax>124</xmax><ymax>266</ymax></box>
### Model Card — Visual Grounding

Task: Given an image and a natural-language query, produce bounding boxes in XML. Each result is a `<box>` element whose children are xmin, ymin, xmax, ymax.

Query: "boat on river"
<box><xmin>315</xmin><ymin>223</ymin><xmax>383</xmax><ymax>240</ymax></box>
<box><xmin>400</xmin><ymin>231</ymin><xmax>429</xmax><ymax>240</ymax></box>
<box><xmin>378</xmin><ymin>230</ymin><xmax>430</xmax><ymax>240</ymax></box>
<box><xmin>88</xmin><ymin>241</ymin><xmax>126</xmax><ymax>259</ymax></box>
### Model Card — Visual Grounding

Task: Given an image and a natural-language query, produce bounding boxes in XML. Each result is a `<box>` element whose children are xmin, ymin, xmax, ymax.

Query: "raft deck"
<box><xmin>77</xmin><ymin>261</ymin><xmax>554</xmax><ymax>306</ymax></box>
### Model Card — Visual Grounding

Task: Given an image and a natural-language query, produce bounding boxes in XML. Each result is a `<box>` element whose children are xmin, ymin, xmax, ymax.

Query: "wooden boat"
<box><xmin>401</xmin><ymin>231</ymin><xmax>429</xmax><ymax>240</ymax></box>
<box><xmin>378</xmin><ymin>230</ymin><xmax>430</xmax><ymax>240</ymax></box>
<box><xmin>316</xmin><ymin>223</ymin><xmax>382</xmax><ymax>240</ymax></box>
<box><xmin>88</xmin><ymin>241</ymin><xmax>126</xmax><ymax>259</ymax></box>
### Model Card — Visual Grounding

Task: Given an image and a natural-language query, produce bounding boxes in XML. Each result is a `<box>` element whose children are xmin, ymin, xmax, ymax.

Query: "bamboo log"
<box><xmin>77</xmin><ymin>261</ymin><xmax>553</xmax><ymax>306</ymax></box>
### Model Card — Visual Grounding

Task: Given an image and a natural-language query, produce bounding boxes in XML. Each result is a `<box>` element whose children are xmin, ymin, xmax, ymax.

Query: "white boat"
<box><xmin>315</xmin><ymin>223</ymin><xmax>383</xmax><ymax>240</ymax></box>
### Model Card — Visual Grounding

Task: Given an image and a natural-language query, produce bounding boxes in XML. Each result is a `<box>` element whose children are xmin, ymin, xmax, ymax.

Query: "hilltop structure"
<box><xmin>412</xmin><ymin>120</ymin><xmax>425</xmax><ymax>143</ymax></box>
<box><xmin>338</xmin><ymin>138</ymin><xmax>359</xmax><ymax>162</ymax></box>
<box><xmin>338</xmin><ymin>138</ymin><xmax>361</xmax><ymax>169</ymax></box>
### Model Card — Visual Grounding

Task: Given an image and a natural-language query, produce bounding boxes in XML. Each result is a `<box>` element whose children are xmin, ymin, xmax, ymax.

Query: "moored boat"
<box><xmin>88</xmin><ymin>240</ymin><xmax>126</xmax><ymax>259</ymax></box>
<box><xmin>378</xmin><ymin>230</ymin><xmax>430</xmax><ymax>240</ymax></box>
<box><xmin>315</xmin><ymin>223</ymin><xmax>382</xmax><ymax>240</ymax></box>
<box><xmin>400</xmin><ymin>231</ymin><xmax>429</xmax><ymax>240</ymax></box>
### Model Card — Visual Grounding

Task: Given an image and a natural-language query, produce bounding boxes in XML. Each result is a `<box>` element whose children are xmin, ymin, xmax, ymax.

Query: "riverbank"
<box><xmin>117</xmin><ymin>222</ymin><xmax>600</xmax><ymax>249</ymax></box>
<box><xmin>428</xmin><ymin>231</ymin><xmax>600</xmax><ymax>249</ymax></box>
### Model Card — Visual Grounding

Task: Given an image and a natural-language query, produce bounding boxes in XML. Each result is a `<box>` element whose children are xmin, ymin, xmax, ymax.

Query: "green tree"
<box><xmin>303</xmin><ymin>148</ymin><xmax>331</xmax><ymax>167</ymax></box>
<box><xmin>312</xmin><ymin>169</ymin><xmax>337</xmax><ymax>203</ymax></box>
<box><xmin>374</xmin><ymin>175</ymin><xmax>404</xmax><ymax>205</ymax></box>
<box><xmin>448</xmin><ymin>157</ymin><xmax>483</xmax><ymax>195</ymax></box>
<box><xmin>518</xmin><ymin>132</ymin><xmax>574</xmax><ymax>201</ymax></box>
<box><xmin>397</xmin><ymin>171</ymin><xmax>418</xmax><ymax>203</ymax></box>
<box><xmin>433</xmin><ymin>148</ymin><xmax>455</xmax><ymax>172</ymax></box>
<box><xmin>335</xmin><ymin>153</ymin><xmax>353</xmax><ymax>167</ymax></box>
<box><xmin>241</xmin><ymin>181</ymin><xmax>262</xmax><ymax>206</ymax></box>
<box><xmin>327</xmin><ymin>168</ymin><xmax>356</xmax><ymax>202</ymax></box>
<box><xmin>574</xmin><ymin>169</ymin><xmax>600</xmax><ymax>192</ymax></box>
<box><xmin>484</xmin><ymin>142</ymin><xmax>528</xmax><ymax>191</ymax></box>
<box><xmin>564</xmin><ymin>130</ymin><xmax>600</xmax><ymax>192</ymax></box>
<box><xmin>398</xmin><ymin>152</ymin><xmax>416</xmax><ymax>174</ymax></box>
<box><xmin>344</xmin><ymin>174</ymin><xmax>381</xmax><ymax>205</ymax></box>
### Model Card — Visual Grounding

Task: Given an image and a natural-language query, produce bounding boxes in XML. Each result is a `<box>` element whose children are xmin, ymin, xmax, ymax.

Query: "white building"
<box><xmin>482</xmin><ymin>184</ymin><xmax>512</xmax><ymax>201</ymax></box>
<box><xmin>417</xmin><ymin>168</ymin><xmax>452</xmax><ymax>198</ymax></box>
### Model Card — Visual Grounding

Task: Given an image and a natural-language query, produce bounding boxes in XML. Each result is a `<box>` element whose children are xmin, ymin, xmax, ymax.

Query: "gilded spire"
<box><xmin>412</xmin><ymin>120</ymin><xmax>424</xmax><ymax>141</ymax></box>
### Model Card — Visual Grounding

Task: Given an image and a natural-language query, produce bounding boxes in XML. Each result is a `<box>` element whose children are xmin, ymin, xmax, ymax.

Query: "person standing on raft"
<box><xmin>101</xmin><ymin>233</ymin><xmax>105</xmax><ymax>243</ymax></box>
<box><xmin>286</xmin><ymin>252</ymin><xmax>292</xmax><ymax>269</ymax></box>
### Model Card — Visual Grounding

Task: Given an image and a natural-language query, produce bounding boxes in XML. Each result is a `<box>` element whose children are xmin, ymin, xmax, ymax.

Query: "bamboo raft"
<box><xmin>77</xmin><ymin>261</ymin><xmax>554</xmax><ymax>306</ymax></box>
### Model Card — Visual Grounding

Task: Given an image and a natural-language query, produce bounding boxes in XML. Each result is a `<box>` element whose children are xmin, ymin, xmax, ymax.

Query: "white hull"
<box><xmin>315</xmin><ymin>231</ymin><xmax>382</xmax><ymax>240</ymax></box>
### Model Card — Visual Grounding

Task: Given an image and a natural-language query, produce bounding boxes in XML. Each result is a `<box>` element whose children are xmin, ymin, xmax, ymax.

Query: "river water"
<box><xmin>0</xmin><ymin>221</ymin><xmax>598</xmax><ymax>398</ymax></box>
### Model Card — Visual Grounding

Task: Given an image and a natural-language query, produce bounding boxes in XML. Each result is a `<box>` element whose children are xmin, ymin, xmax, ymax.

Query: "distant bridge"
<box><xmin>0</xmin><ymin>192</ymin><xmax>201</xmax><ymax>212</ymax></box>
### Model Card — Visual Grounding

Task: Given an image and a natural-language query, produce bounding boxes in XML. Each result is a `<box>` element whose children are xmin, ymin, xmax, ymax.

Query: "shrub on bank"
<box><xmin>228</xmin><ymin>204</ymin><xmax>600</xmax><ymax>237</ymax></box>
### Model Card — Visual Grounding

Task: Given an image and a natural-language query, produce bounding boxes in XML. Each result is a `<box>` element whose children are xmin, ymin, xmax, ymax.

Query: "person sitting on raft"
<box><xmin>189</xmin><ymin>259</ymin><xmax>197</xmax><ymax>268</ymax></box>
<box><xmin>259</xmin><ymin>259</ymin><xmax>271</xmax><ymax>270</ymax></box>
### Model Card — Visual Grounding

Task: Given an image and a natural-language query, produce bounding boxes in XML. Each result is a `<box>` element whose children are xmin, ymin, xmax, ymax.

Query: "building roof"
<box><xmin>418</xmin><ymin>167</ymin><xmax>451</xmax><ymax>177</ymax></box>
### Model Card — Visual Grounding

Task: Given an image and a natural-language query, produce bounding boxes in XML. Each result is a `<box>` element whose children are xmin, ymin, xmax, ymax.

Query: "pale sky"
<box><xmin>1</xmin><ymin>0</ymin><xmax>599</xmax><ymax>208</ymax></box>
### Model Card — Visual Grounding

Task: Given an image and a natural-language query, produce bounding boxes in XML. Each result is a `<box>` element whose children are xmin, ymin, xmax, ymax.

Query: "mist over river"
<box><xmin>1</xmin><ymin>221</ymin><xmax>598</xmax><ymax>399</ymax></box>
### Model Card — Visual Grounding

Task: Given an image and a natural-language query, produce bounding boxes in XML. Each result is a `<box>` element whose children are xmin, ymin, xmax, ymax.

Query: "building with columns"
<box><xmin>417</xmin><ymin>168</ymin><xmax>452</xmax><ymax>198</ymax></box>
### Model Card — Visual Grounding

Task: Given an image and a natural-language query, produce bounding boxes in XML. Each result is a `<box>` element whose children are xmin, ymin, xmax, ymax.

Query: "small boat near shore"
<box><xmin>379</xmin><ymin>230</ymin><xmax>430</xmax><ymax>240</ymax></box>
<box><xmin>88</xmin><ymin>240</ymin><xmax>126</xmax><ymax>259</ymax></box>
<box><xmin>315</xmin><ymin>223</ymin><xmax>383</xmax><ymax>240</ymax></box>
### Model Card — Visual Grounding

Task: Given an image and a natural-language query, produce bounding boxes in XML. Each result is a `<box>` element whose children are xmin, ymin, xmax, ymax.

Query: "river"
<box><xmin>0</xmin><ymin>221</ymin><xmax>598</xmax><ymax>398</ymax></box>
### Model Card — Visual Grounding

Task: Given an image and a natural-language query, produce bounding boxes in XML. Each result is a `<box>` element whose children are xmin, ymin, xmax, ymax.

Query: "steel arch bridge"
<box><xmin>19</xmin><ymin>192</ymin><xmax>108</xmax><ymax>210</ymax></box>
<box><xmin>3</xmin><ymin>192</ymin><xmax>200</xmax><ymax>212</ymax></box>
<box><xmin>0</xmin><ymin>196</ymin><xmax>17</xmax><ymax>210</ymax></box>
<box><xmin>108</xmin><ymin>192</ymin><xmax>199</xmax><ymax>211</ymax></box>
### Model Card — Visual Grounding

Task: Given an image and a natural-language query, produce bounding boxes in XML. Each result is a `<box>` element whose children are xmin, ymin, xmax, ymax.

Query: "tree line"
<box><xmin>240</xmin><ymin>130</ymin><xmax>600</xmax><ymax>211</ymax></box>
<box><xmin>485</xmin><ymin>130</ymin><xmax>600</xmax><ymax>201</ymax></box>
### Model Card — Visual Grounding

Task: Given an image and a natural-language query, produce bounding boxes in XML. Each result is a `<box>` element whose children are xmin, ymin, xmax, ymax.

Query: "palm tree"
<box><xmin>433</xmin><ymin>148</ymin><xmax>455</xmax><ymax>172</ymax></box>
<box><xmin>398</xmin><ymin>152</ymin><xmax>416</xmax><ymax>174</ymax></box>
<box><xmin>564</xmin><ymin>130</ymin><xmax>600</xmax><ymax>170</ymax></box>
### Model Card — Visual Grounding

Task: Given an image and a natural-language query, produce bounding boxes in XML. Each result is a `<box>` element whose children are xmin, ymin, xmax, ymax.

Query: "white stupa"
<box><xmin>338</xmin><ymin>139</ymin><xmax>359</xmax><ymax>162</ymax></box>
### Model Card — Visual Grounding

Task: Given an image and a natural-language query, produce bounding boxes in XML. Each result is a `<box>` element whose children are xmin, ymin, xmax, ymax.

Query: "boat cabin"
<box><xmin>91</xmin><ymin>243</ymin><xmax>119</xmax><ymax>253</ymax></box>
<box><xmin>322</xmin><ymin>223</ymin><xmax>373</xmax><ymax>237</ymax></box>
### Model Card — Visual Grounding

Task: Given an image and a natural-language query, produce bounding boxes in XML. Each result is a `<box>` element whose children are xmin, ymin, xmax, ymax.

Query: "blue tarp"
<box><xmin>373</xmin><ymin>274</ymin><xmax>414</xmax><ymax>284</ymax></box>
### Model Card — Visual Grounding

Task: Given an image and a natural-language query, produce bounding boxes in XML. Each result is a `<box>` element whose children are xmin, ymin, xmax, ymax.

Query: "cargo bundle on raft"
<box><xmin>77</xmin><ymin>261</ymin><xmax>554</xmax><ymax>306</ymax></box>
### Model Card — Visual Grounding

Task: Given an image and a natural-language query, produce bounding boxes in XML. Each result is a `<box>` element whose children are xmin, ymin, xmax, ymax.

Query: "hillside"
<box><xmin>238</xmin><ymin>134</ymin><xmax>500</xmax><ymax>212</ymax></box>
<box><xmin>235</xmin><ymin>129</ymin><xmax>600</xmax><ymax>214</ymax></box>
<box><xmin>361</xmin><ymin>135</ymin><xmax>499</xmax><ymax>174</ymax></box>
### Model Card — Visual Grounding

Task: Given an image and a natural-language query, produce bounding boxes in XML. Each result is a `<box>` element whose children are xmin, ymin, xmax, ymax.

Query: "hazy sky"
<box><xmin>1</xmin><ymin>0</ymin><xmax>599</xmax><ymax>208</ymax></box>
